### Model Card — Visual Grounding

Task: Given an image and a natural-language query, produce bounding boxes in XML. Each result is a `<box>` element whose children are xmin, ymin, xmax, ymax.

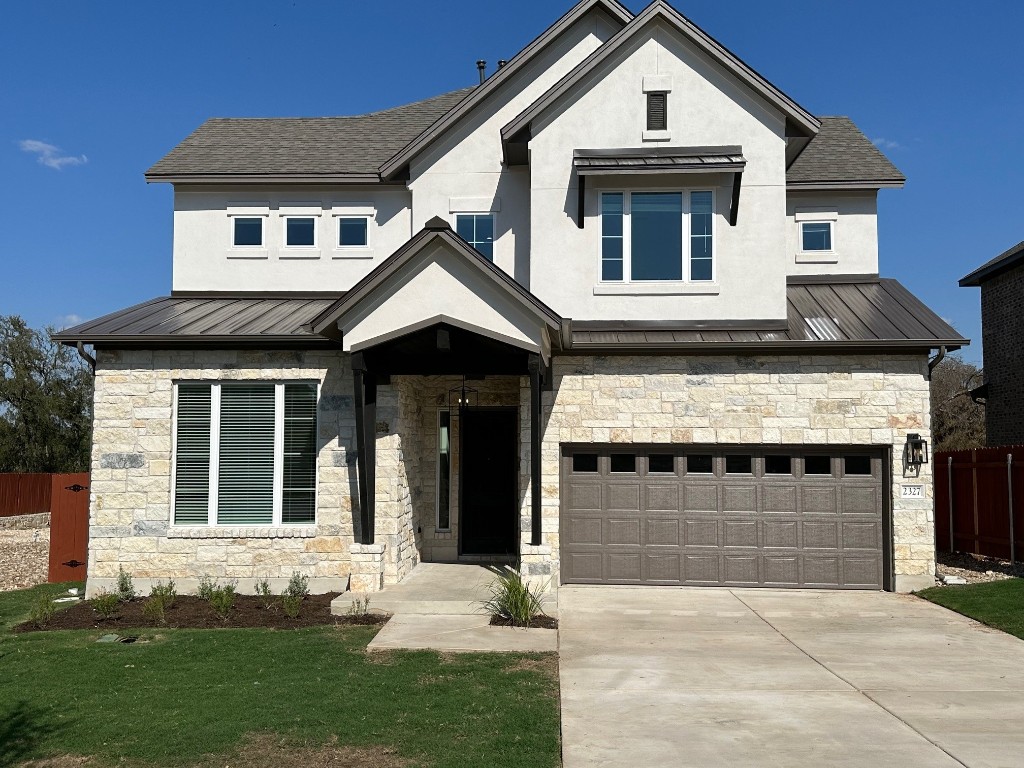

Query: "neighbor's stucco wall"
<box><xmin>85</xmin><ymin>349</ymin><xmax>358</xmax><ymax>598</ymax></box>
<box><xmin>171</xmin><ymin>185</ymin><xmax>412</xmax><ymax>293</ymax></box>
<box><xmin>517</xmin><ymin>354</ymin><xmax>935</xmax><ymax>591</ymax></box>
<box><xmin>786</xmin><ymin>191</ymin><xmax>879</xmax><ymax>277</ymax></box>
<box><xmin>528</xmin><ymin>19</ymin><xmax>789</xmax><ymax>322</ymax></box>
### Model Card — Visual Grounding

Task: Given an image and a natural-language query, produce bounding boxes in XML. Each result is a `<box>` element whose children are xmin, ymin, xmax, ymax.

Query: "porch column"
<box><xmin>352</xmin><ymin>352</ymin><xmax>377</xmax><ymax>545</ymax></box>
<box><xmin>528</xmin><ymin>354</ymin><xmax>543</xmax><ymax>546</ymax></box>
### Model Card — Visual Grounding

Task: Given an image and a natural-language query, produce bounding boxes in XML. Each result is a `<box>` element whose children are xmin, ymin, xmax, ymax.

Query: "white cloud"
<box><xmin>872</xmin><ymin>137</ymin><xmax>902</xmax><ymax>151</ymax></box>
<box><xmin>56</xmin><ymin>314</ymin><xmax>83</xmax><ymax>329</ymax></box>
<box><xmin>18</xmin><ymin>139</ymin><xmax>88</xmax><ymax>170</ymax></box>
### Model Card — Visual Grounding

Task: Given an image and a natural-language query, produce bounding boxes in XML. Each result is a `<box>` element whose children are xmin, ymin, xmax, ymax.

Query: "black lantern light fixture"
<box><xmin>448</xmin><ymin>375</ymin><xmax>478</xmax><ymax>415</ymax></box>
<box><xmin>903</xmin><ymin>433</ymin><xmax>929</xmax><ymax>473</ymax></box>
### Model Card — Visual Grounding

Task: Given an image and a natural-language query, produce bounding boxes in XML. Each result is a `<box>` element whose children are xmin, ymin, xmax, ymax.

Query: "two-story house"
<box><xmin>58</xmin><ymin>0</ymin><xmax>965</xmax><ymax>597</ymax></box>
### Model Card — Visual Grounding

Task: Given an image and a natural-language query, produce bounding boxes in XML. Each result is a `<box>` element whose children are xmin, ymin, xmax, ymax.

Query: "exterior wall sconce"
<box><xmin>903</xmin><ymin>433</ymin><xmax>929</xmax><ymax>476</ymax></box>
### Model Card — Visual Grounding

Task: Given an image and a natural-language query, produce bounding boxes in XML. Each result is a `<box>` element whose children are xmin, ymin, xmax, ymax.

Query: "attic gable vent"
<box><xmin>647</xmin><ymin>92</ymin><xmax>667</xmax><ymax>131</ymax></box>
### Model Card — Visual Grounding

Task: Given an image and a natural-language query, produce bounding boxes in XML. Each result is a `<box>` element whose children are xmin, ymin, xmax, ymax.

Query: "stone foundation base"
<box><xmin>349</xmin><ymin>543</ymin><xmax>387</xmax><ymax>592</ymax></box>
<box><xmin>895</xmin><ymin>574</ymin><xmax>936</xmax><ymax>593</ymax></box>
<box><xmin>84</xmin><ymin>576</ymin><xmax>347</xmax><ymax>600</ymax></box>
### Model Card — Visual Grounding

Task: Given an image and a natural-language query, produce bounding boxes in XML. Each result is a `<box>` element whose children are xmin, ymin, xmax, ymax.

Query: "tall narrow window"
<box><xmin>173</xmin><ymin>384</ymin><xmax>212</xmax><ymax>525</ymax></box>
<box><xmin>437</xmin><ymin>411</ymin><xmax>451</xmax><ymax>530</ymax></box>
<box><xmin>601</xmin><ymin>192</ymin><xmax>624</xmax><ymax>281</ymax></box>
<box><xmin>689</xmin><ymin>191</ymin><xmax>713</xmax><ymax>281</ymax></box>
<box><xmin>632</xmin><ymin>192</ymin><xmax>682</xmax><ymax>281</ymax></box>
<box><xmin>282</xmin><ymin>384</ymin><xmax>317</xmax><ymax>524</ymax></box>
<box><xmin>455</xmin><ymin>214</ymin><xmax>494</xmax><ymax>260</ymax></box>
<box><xmin>217</xmin><ymin>384</ymin><xmax>276</xmax><ymax>526</ymax></box>
<box><xmin>646</xmin><ymin>92</ymin><xmax>667</xmax><ymax>131</ymax></box>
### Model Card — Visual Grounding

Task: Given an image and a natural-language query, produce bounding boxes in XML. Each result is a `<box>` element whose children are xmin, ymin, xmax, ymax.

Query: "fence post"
<box><xmin>1008</xmin><ymin>454</ymin><xmax>1016</xmax><ymax>565</ymax></box>
<box><xmin>947</xmin><ymin>455</ymin><xmax>955</xmax><ymax>553</ymax></box>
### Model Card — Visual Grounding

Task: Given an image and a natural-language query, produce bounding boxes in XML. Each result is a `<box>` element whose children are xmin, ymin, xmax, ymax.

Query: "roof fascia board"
<box><xmin>787</xmin><ymin>180</ymin><xmax>905</xmax><ymax>190</ymax></box>
<box><xmin>145</xmin><ymin>173</ymin><xmax>395</xmax><ymax>185</ymax></box>
<box><xmin>53</xmin><ymin>335</ymin><xmax>336</xmax><ymax>348</ymax></box>
<box><xmin>569</xmin><ymin>340</ymin><xmax>967</xmax><ymax>353</ymax></box>
<box><xmin>378</xmin><ymin>0</ymin><xmax>633</xmax><ymax>180</ymax></box>
<box><xmin>959</xmin><ymin>244</ymin><xmax>1024</xmax><ymax>286</ymax></box>
<box><xmin>501</xmin><ymin>1</ymin><xmax>820</xmax><ymax>151</ymax></box>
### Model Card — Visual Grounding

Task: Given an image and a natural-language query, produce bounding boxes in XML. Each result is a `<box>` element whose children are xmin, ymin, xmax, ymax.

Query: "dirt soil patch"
<box><xmin>14</xmin><ymin>592</ymin><xmax>388</xmax><ymax>632</ymax></box>
<box><xmin>191</xmin><ymin>734</ymin><xmax>412</xmax><ymax>768</ymax></box>
<box><xmin>489</xmin><ymin>614</ymin><xmax>558</xmax><ymax>630</ymax></box>
<box><xmin>937</xmin><ymin>551</ymin><xmax>1024</xmax><ymax>585</ymax></box>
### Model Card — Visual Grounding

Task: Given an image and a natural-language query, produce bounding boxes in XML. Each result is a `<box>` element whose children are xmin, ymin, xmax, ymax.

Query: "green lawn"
<box><xmin>917</xmin><ymin>579</ymin><xmax>1024</xmax><ymax>640</ymax></box>
<box><xmin>0</xmin><ymin>583</ymin><xmax>560</xmax><ymax>768</ymax></box>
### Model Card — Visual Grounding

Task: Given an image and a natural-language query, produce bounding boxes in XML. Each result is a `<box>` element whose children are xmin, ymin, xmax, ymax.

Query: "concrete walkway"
<box><xmin>559</xmin><ymin>586</ymin><xmax>1024</xmax><ymax>767</ymax></box>
<box><xmin>334</xmin><ymin>563</ymin><xmax>557</xmax><ymax>653</ymax></box>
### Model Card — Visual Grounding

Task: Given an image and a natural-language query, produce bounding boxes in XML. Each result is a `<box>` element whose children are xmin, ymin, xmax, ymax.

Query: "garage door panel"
<box><xmin>607</xmin><ymin>483</ymin><xmax>640</xmax><ymax>511</ymax></box>
<box><xmin>606</xmin><ymin>517</ymin><xmax>642</xmax><ymax>546</ymax></box>
<box><xmin>561</xmin><ymin>445</ymin><xmax>885</xmax><ymax>589</ymax></box>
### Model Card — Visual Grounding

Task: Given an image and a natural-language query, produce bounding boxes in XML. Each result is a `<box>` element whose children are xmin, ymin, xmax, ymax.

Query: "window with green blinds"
<box><xmin>172</xmin><ymin>381</ymin><xmax>318</xmax><ymax>527</ymax></box>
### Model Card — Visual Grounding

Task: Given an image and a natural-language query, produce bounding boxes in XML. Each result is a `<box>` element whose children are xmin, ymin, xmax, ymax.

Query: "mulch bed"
<box><xmin>936</xmin><ymin>551</ymin><xmax>1024</xmax><ymax>585</ymax></box>
<box><xmin>14</xmin><ymin>592</ymin><xmax>389</xmax><ymax>632</ymax></box>
<box><xmin>489</xmin><ymin>614</ymin><xmax>558</xmax><ymax>630</ymax></box>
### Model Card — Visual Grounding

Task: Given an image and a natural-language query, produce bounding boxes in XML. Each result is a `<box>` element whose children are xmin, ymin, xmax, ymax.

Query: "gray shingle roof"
<box><xmin>787</xmin><ymin>117</ymin><xmax>905</xmax><ymax>186</ymax></box>
<box><xmin>960</xmin><ymin>240</ymin><xmax>1024</xmax><ymax>287</ymax></box>
<box><xmin>145</xmin><ymin>88</ymin><xmax>474</xmax><ymax>179</ymax></box>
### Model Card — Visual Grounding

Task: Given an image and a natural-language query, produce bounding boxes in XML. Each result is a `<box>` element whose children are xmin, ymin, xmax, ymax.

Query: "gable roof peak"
<box><xmin>424</xmin><ymin>216</ymin><xmax>451</xmax><ymax>231</ymax></box>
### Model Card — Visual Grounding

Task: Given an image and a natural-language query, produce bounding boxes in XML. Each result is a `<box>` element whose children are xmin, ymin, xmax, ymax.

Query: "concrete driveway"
<box><xmin>558</xmin><ymin>586</ymin><xmax>1024</xmax><ymax>767</ymax></box>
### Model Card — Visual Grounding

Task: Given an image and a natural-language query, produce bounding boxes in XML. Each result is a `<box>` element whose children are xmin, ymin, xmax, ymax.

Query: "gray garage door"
<box><xmin>560</xmin><ymin>446</ymin><xmax>888</xmax><ymax>589</ymax></box>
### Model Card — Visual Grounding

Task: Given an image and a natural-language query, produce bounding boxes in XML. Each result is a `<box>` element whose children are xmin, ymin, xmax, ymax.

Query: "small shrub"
<box><xmin>285</xmin><ymin>571</ymin><xmax>310</xmax><ymax>599</ymax></box>
<box><xmin>209</xmin><ymin>583</ymin><xmax>236</xmax><ymax>620</ymax></box>
<box><xmin>142</xmin><ymin>598</ymin><xmax>165</xmax><ymax>625</ymax></box>
<box><xmin>254</xmin><ymin>577</ymin><xmax>275</xmax><ymax>610</ymax></box>
<box><xmin>30</xmin><ymin>594</ymin><xmax>56</xmax><ymax>628</ymax></box>
<box><xmin>116</xmin><ymin>566</ymin><xmax>136</xmax><ymax>602</ymax></box>
<box><xmin>197</xmin><ymin>575</ymin><xmax>218</xmax><ymax>601</ymax></box>
<box><xmin>480</xmin><ymin>567</ymin><xmax>546</xmax><ymax>627</ymax></box>
<box><xmin>347</xmin><ymin>596</ymin><xmax>371</xmax><ymax>616</ymax></box>
<box><xmin>150</xmin><ymin>579</ymin><xmax>177</xmax><ymax>608</ymax></box>
<box><xmin>281</xmin><ymin>593</ymin><xmax>302</xmax><ymax>619</ymax></box>
<box><xmin>92</xmin><ymin>591</ymin><xmax>120</xmax><ymax>619</ymax></box>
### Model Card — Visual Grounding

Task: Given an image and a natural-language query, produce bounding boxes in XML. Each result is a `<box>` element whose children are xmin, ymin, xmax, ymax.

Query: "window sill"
<box><xmin>796</xmin><ymin>251</ymin><xmax>839</xmax><ymax>264</ymax></box>
<box><xmin>332</xmin><ymin>249</ymin><xmax>374</xmax><ymax>260</ymax></box>
<box><xmin>594</xmin><ymin>282</ymin><xmax>720</xmax><ymax>296</ymax></box>
<box><xmin>227</xmin><ymin>250</ymin><xmax>269</xmax><ymax>259</ymax></box>
<box><xmin>280</xmin><ymin>250</ymin><xmax>322</xmax><ymax>260</ymax></box>
<box><xmin>168</xmin><ymin>526</ymin><xmax>317</xmax><ymax>539</ymax></box>
<box><xmin>642</xmin><ymin>129</ymin><xmax>671</xmax><ymax>142</ymax></box>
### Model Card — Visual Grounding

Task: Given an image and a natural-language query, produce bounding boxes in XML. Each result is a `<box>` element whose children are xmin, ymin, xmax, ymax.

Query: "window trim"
<box><xmin>331</xmin><ymin>204</ymin><xmax>375</xmax><ymax>259</ymax></box>
<box><xmin>598</xmin><ymin>188</ymin><xmax>717</xmax><ymax>286</ymax></box>
<box><xmin>794</xmin><ymin>208</ymin><xmax>838</xmax><ymax>262</ymax></box>
<box><xmin>226</xmin><ymin>204</ymin><xmax>269</xmax><ymax>258</ymax></box>
<box><xmin>454</xmin><ymin>212</ymin><xmax>496</xmax><ymax>261</ymax></box>
<box><xmin>170</xmin><ymin>380</ymin><xmax>320</xmax><ymax>528</ymax></box>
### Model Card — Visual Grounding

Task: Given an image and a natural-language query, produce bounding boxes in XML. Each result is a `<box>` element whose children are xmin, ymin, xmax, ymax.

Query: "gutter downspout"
<box><xmin>76</xmin><ymin>342</ymin><xmax>96</xmax><ymax>375</ymax></box>
<box><xmin>927</xmin><ymin>345</ymin><xmax>946</xmax><ymax>380</ymax></box>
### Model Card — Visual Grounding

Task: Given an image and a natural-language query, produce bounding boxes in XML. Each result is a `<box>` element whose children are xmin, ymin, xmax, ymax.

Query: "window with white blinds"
<box><xmin>172</xmin><ymin>382</ymin><xmax>318</xmax><ymax>526</ymax></box>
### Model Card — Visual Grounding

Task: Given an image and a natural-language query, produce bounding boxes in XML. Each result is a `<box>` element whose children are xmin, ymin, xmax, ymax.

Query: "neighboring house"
<box><xmin>960</xmin><ymin>241</ymin><xmax>1024</xmax><ymax>446</ymax></box>
<box><xmin>57</xmin><ymin>0</ymin><xmax>965</xmax><ymax>596</ymax></box>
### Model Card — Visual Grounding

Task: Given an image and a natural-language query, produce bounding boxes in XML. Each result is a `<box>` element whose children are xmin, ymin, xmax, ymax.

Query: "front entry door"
<box><xmin>460</xmin><ymin>408</ymin><xmax>519</xmax><ymax>556</ymax></box>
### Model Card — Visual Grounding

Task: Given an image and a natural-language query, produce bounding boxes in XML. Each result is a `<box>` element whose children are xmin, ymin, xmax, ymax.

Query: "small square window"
<box><xmin>233</xmin><ymin>217</ymin><xmax>263</xmax><ymax>247</ymax></box>
<box><xmin>286</xmin><ymin>217</ymin><xmax>316</xmax><ymax>247</ymax></box>
<box><xmin>610</xmin><ymin>454</ymin><xmax>636</xmax><ymax>473</ymax></box>
<box><xmin>687</xmin><ymin>454</ymin><xmax>713</xmax><ymax>474</ymax></box>
<box><xmin>648</xmin><ymin>454</ymin><xmax>674</xmax><ymax>473</ymax></box>
<box><xmin>765</xmin><ymin>455</ymin><xmax>792</xmax><ymax>475</ymax></box>
<box><xmin>844</xmin><ymin>455</ymin><xmax>872</xmax><ymax>476</ymax></box>
<box><xmin>573</xmin><ymin>453</ymin><xmax>598</xmax><ymax>473</ymax></box>
<box><xmin>804</xmin><ymin>455</ymin><xmax>832</xmax><ymax>475</ymax></box>
<box><xmin>801</xmin><ymin>222</ymin><xmax>832</xmax><ymax>252</ymax></box>
<box><xmin>725</xmin><ymin>455</ymin><xmax>752</xmax><ymax>475</ymax></box>
<box><xmin>338</xmin><ymin>217</ymin><xmax>368</xmax><ymax>247</ymax></box>
<box><xmin>456</xmin><ymin>214</ymin><xmax>494</xmax><ymax>260</ymax></box>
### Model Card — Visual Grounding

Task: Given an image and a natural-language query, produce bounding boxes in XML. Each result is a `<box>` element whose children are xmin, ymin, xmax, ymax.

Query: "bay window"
<box><xmin>172</xmin><ymin>381</ymin><xmax>318</xmax><ymax>526</ymax></box>
<box><xmin>600</xmin><ymin>190</ymin><xmax>715</xmax><ymax>282</ymax></box>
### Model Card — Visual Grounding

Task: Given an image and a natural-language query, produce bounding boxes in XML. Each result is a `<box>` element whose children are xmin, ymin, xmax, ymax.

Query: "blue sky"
<box><xmin>3</xmin><ymin>1</ymin><xmax>1020</xmax><ymax>364</ymax></box>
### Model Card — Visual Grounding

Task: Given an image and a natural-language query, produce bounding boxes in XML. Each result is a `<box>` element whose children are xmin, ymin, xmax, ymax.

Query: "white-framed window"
<box><xmin>795</xmin><ymin>209</ymin><xmax>838</xmax><ymax>259</ymax></box>
<box><xmin>172</xmin><ymin>381</ymin><xmax>318</xmax><ymax>527</ymax></box>
<box><xmin>227</xmin><ymin>203</ymin><xmax>269</xmax><ymax>255</ymax></box>
<box><xmin>455</xmin><ymin>213</ymin><xmax>495</xmax><ymax>261</ymax></box>
<box><xmin>337</xmin><ymin>217</ymin><xmax>369</xmax><ymax>248</ymax></box>
<box><xmin>436</xmin><ymin>410</ymin><xmax>451</xmax><ymax>531</ymax></box>
<box><xmin>232</xmin><ymin>217</ymin><xmax>264</xmax><ymax>247</ymax></box>
<box><xmin>331</xmin><ymin>203</ymin><xmax>374</xmax><ymax>258</ymax></box>
<box><xmin>284</xmin><ymin>216</ymin><xmax>317</xmax><ymax>248</ymax></box>
<box><xmin>279</xmin><ymin>204</ymin><xmax>322</xmax><ymax>255</ymax></box>
<box><xmin>599</xmin><ymin>190</ymin><xmax>715</xmax><ymax>283</ymax></box>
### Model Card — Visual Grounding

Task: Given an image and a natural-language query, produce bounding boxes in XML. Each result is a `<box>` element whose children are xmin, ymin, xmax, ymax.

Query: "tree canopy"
<box><xmin>930</xmin><ymin>353</ymin><xmax>986</xmax><ymax>453</ymax></box>
<box><xmin>0</xmin><ymin>316</ymin><xmax>93</xmax><ymax>472</ymax></box>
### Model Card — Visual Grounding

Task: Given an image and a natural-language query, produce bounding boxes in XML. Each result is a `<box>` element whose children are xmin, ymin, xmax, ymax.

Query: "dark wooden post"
<box><xmin>528</xmin><ymin>354</ymin><xmax>543</xmax><ymax>546</ymax></box>
<box><xmin>352</xmin><ymin>353</ymin><xmax>377</xmax><ymax>545</ymax></box>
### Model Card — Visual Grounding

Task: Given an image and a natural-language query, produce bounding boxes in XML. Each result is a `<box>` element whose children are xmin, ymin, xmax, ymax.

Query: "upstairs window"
<box><xmin>173</xmin><ymin>382</ymin><xmax>318</xmax><ymax>527</ymax></box>
<box><xmin>646</xmin><ymin>92</ymin><xmax>668</xmax><ymax>131</ymax></box>
<box><xmin>285</xmin><ymin>217</ymin><xmax>316</xmax><ymax>247</ymax></box>
<box><xmin>600</xmin><ymin>190</ymin><xmax>715</xmax><ymax>282</ymax></box>
<box><xmin>795</xmin><ymin>209</ymin><xmax>838</xmax><ymax>259</ymax></box>
<box><xmin>232</xmin><ymin>217</ymin><xmax>263</xmax><ymax>247</ymax></box>
<box><xmin>801</xmin><ymin>222</ymin><xmax>833</xmax><ymax>252</ymax></box>
<box><xmin>456</xmin><ymin>213</ymin><xmax>495</xmax><ymax>260</ymax></box>
<box><xmin>337</xmin><ymin>217</ymin><xmax>368</xmax><ymax>247</ymax></box>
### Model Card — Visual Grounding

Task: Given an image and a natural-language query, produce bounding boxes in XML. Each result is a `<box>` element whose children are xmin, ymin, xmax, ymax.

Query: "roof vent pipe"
<box><xmin>497</xmin><ymin>59</ymin><xmax>508</xmax><ymax>69</ymax></box>
<box><xmin>476</xmin><ymin>60</ymin><xmax>487</xmax><ymax>84</ymax></box>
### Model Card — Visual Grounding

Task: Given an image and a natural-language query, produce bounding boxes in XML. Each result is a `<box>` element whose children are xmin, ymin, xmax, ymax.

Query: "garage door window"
<box><xmin>725</xmin><ymin>454</ymin><xmax>752</xmax><ymax>474</ymax></box>
<box><xmin>610</xmin><ymin>454</ymin><xmax>637</xmax><ymax>473</ymax></box>
<box><xmin>687</xmin><ymin>454</ymin><xmax>713</xmax><ymax>474</ymax></box>
<box><xmin>648</xmin><ymin>454</ymin><xmax>675</xmax><ymax>473</ymax></box>
<box><xmin>844</xmin><ymin>455</ymin><xmax>872</xmax><ymax>475</ymax></box>
<box><xmin>572</xmin><ymin>453</ymin><xmax>599</xmax><ymax>473</ymax></box>
<box><xmin>765</xmin><ymin>455</ymin><xmax>792</xmax><ymax>475</ymax></box>
<box><xmin>804</xmin><ymin>455</ymin><xmax>832</xmax><ymax>475</ymax></box>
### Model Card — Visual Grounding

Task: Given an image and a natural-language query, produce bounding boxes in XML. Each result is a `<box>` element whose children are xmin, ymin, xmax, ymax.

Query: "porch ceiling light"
<box><xmin>448</xmin><ymin>376</ymin><xmax>478</xmax><ymax>413</ymax></box>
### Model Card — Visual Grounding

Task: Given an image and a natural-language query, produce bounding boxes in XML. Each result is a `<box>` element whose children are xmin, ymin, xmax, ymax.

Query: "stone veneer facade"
<box><xmin>85</xmin><ymin>349</ymin><xmax>935</xmax><ymax>597</ymax></box>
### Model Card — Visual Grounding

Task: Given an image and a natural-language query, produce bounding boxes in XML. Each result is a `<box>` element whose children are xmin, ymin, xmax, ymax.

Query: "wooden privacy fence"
<box><xmin>935</xmin><ymin>447</ymin><xmax>1024</xmax><ymax>563</ymax></box>
<box><xmin>0</xmin><ymin>472</ymin><xmax>90</xmax><ymax>583</ymax></box>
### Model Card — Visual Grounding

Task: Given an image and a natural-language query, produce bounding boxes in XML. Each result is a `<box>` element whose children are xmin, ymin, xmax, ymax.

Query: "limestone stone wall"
<box><xmin>518</xmin><ymin>354</ymin><xmax>935</xmax><ymax>592</ymax></box>
<box><xmin>86</xmin><ymin>349</ymin><xmax>357</xmax><ymax>597</ymax></box>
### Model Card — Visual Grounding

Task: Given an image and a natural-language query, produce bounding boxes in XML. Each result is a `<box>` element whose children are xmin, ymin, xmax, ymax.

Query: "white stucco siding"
<box><xmin>171</xmin><ymin>185</ymin><xmax>412</xmax><ymax>293</ymax></box>
<box><xmin>786</xmin><ymin>191</ymin><xmax>880</xmax><ymax>276</ymax></box>
<box><xmin>407</xmin><ymin>10</ymin><xmax>620</xmax><ymax>284</ymax></box>
<box><xmin>527</xmin><ymin>19</ymin><xmax>790</xmax><ymax>322</ymax></box>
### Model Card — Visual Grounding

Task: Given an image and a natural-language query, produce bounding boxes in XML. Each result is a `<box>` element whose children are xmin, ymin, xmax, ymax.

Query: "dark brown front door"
<box><xmin>460</xmin><ymin>408</ymin><xmax>518</xmax><ymax>556</ymax></box>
